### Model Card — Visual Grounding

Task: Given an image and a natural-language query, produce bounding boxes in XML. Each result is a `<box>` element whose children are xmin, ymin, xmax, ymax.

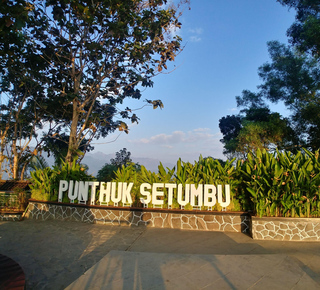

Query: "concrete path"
<box><xmin>1</xmin><ymin>220</ymin><xmax>320</xmax><ymax>289</ymax></box>
<box><xmin>65</xmin><ymin>251</ymin><xmax>318</xmax><ymax>290</ymax></box>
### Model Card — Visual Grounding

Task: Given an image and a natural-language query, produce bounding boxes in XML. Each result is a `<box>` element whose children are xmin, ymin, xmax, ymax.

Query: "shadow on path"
<box><xmin>1</xmin><ymin>220</ymin><xmax>320</xmax><ymax>289</ymax></box>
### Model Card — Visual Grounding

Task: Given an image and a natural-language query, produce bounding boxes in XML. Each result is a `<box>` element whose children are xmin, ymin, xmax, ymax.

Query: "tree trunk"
<box><xmin>0</xmin><ymin>142</ymin><xmax>5</xmax><ymax>180</ymax></box>
<box><xmin>65</xmin><ymin>100</ymin><xmax>80</xmax><ymax>166</ymax></box>
<box><xmin>0</xmin><ymin>124</ymin><xmax>10</xmax><ymax>180</ymax></box>
<box><xmin>12</xmin><ymin>138</ymin><xmax>18</xmax><ymax>180</ymax></box>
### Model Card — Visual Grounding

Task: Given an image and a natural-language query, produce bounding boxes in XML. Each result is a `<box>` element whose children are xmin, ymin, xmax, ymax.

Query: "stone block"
<box><xmin>283</xmin><ymin>234</ymin><xmax>292</xmax><ymax>241</ymax></box>
<box><xmin>153</xmin><ymin>217</ymin><xmax>165</xmax><ymax>228</ymax></box>
<box><xmin>265</xmin><ymin>222</ymin><xmax>275</xmax><ymax>231</ymax></box>
<box><xmin>162</xmin><ymin>214</ymin><xmax>171</xmax><ymax>228</ymax></box>
<box><xmin>292</xmin><ymin>228</ymin><xmax>299</xmax><ymax>235</ymax></box>
<box><xmin>306</xmin><ymin>230</ymin><xmax>316</xmax><ymax>237</ymax></box>
<box><xmin>181</xmin><ymin>222</ymin><xmax>192</xmax><ymax>229</ymax></box>
<box><xmin>280</xmin><ymin>223</ymin><xmax>289</xmax><ymax>230</ymax></box>
<box><xmin>253</xmin><ymin>232</ymin><xmax>263</xmax><ymax>240</ymax></box>
<box><xmin>171</xmin><ymin>217</ymin><xmax>181</xmax><ymax>229</ymax></box>
<box><xmin>203</xmin><ymin>215</ymin><xmax>215</xmax><ymax>222</ymax></box>
<box><xmin>297</xmin><ymin>223</ymin><xmax>307</xmax><ymax>231</ymax></box>
<box><xmin>189</xmin><ymin>216</ymin><xmax>197</xmax><ymax>229</ymax></box>
<box><xmin>223</xmin><ymin>223</ymin><xmax>238</xmax><ymax>232</ymax></box>
<box><xmin>269</xmin><ymin>231</ymin><xmax>276</xmax><ymax>238</ymax></box>
<box><xmin>206</xmin><ymin>222</ymin><xmax>220</xmax><ymax>231</ymax></box>
<box><xmin>181</xmin><ymin>215</ymin><xmax>188</xmax><ymax>224</ymax></box>
<box><xmin>255</xmin><ymin>224</ymin><xmax>265</xmax><ymax>232</ymax></box>
<box><xmin>261</xmin><ymin>229</ymin><xmax>269</xmax><ymax>237</ymax></box>
<box><xmin>273</xmin><ymin>234</ymin><xmax>284</xmax><ymax>241</ymax></box>
<box><xmin>196</xmin><ymin>218</ymin><xmax>207</xmax><ymax>230</ymax></box>
<box><xmin>291</xmin><ymin>234</ymin><xmax>301</xmax><ymax>241</ymax></box>
<box><xmin>141</xmin><ymin>212</ymin><xmax>151</xmax><ymax>221</ymax></box>
<box><xmin>305</xmin><ymin>222</ymin><xmax>314</xmax><ymax>232</ymax></box>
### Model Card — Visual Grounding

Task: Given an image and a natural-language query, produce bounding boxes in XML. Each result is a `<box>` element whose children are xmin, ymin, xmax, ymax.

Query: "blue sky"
<box><xmin>92</xmin><ymin>0</ymin><xmax>296</xmax><ymax>166</ymax></box>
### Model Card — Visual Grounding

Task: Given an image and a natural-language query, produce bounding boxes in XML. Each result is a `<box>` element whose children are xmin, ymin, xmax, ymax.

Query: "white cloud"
<box><xmin>193</xmin><ymin>128</ymin><xmax>210</xmax><ymax>132</ymax></box>
<box><xmin>130</xmin><ymin>131</ymin><xmax>185</xmax><ymax>145</ymax></box>
<box><xmin>189</xmin><ymin>28</ymin><xmax>203</xmax><ymax>34</ymax></box>
<box><xmin>189</xmin><ymin>36</ymin><xmax>201</xmax><ymax>42</ymax></box>
<box><xmin>189</xmin><ymin>27</ymin><xmax>203</xmax><ymax>42</ymax></box>
<box><xmin>129</xmin><ymin>128</ymin><xmax>218</xmax><ymax>146</ymax></box>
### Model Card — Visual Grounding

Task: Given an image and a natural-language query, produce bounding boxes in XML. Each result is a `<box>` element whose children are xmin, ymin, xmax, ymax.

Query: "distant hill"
<box><xmin>1</xmin><ymin>151</ymin><xmax>174</xmax><ymax>179</ymax></box>
<box><xmin>82</xmin><ymin>151</ymin><xmax>174</xmax><ymax>176</ymax></box>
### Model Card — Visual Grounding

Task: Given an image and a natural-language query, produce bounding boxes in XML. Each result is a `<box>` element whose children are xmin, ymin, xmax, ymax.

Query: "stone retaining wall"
<box><xmin>26</xmin><ymin>201</ymin><xmax>250</xmax><ymax>233</ymax></box>
<box><xmin>7</xmin><ymin>201</ymin><xmax>320</xmax><ymax>241</ymax></box>
<box><xmin>252</xmin><ymin>217</ymin><xmax>320</xmax><ymax>241</ymax></box>
<box><xmin>0</xmin><ymin>212</ymin><xmax>23</xmax><ymax>221</ymax></box>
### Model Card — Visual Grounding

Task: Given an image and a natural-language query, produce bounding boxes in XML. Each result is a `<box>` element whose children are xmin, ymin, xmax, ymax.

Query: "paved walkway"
<box><xmin>1</xmin><ymin>220</ymin><xmax>320</xmax><ymax>289</ymax></box>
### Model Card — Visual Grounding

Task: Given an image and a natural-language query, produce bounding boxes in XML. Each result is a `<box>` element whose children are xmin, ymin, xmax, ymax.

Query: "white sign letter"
<box><xmin>190</xmin><ymin>184</ymin><xmax>203</xmax><ymax>207</ymax></box>
<box><xmin>68</xmin><ymin>180</ymin><xmax>78</xmax><ymax>202</ymax></box>
<box><xmin>111</xmin><ymin>182</ymin><xmax>121</xmax><ymax>204</ymax></box>
<box><xmin>152</xmin><ymin>183</ymin><xmax>164</xmax><ymax>206</ymax></box>
<box><xmin>99</xmin><ymin>182</ymin><xmax>111</xmax><ymax>204</ymax></box>
<box><xmin>204</xmin><ymin>185</ymin><xmax>216</xmax><ymax>207</ymax></box>
<box><xmin>177</xmin><ymin>184</ymin><xmax>190</xmax><ymax>206</ymax></box>
<box><xmin>88</xmin><ymin>181</ymin><xmax>100</xmax><ymax>205</ymax></box>
<box><xmin>122</xmin><ymin>182</ymin><xmax>133</xmax><ymax>204</ymax></box>
<box><xmin>140</xmin><ymin>183</ymin><xmax>151</xmax><ymax>206</ymax></box>
<box><xmin>58</xmin><ymin>180</ymin><xmax>68</xmax><ymax>202</ymax></box>
<box><xmin>78</xmin><ymin>181</ymin><xmax>89</xmax><ymax>203</ymax></box>
<box><xmin>165</xmin><ymin>183</ymin><xmax>176</xmax><ymax>206</ymax></box>
<box><xmin>217</xmin><ymin>184</ymin><xmax>231</xmax><ymax>207</ymax></box>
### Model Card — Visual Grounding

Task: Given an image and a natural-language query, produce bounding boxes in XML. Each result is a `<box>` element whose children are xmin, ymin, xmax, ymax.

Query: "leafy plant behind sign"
<box><xmin>30</xmin><ymin>159</ymin><xmax>94</xmax><ymax>202</ymax></box>
<box><xmin>238</xmin><ymin>148</ymin><xmax>320</xmax><ymax>217</ymax></box>
<box><xmin>29</xmin><ymin>147</ymin><xmax>320</xmax><ymax>217</ymax></box>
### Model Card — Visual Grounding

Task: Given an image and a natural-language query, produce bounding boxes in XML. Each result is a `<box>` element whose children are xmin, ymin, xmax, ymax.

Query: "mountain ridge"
<box><xmin>82</xmin><ymin>151</ymin><xmax>174</xmax><ymax>176</ymax></box>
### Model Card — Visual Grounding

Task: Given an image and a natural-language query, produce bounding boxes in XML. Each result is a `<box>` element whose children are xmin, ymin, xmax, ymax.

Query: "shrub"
<box><xmin>30</xmin><ymin>160</ymin><xmax>94</xmax><ymax>202</ymax></box>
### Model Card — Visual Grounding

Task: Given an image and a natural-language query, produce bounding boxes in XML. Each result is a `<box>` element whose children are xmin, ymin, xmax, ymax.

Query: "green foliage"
<box><xmin>30</xmin><ymin>160</ymin><xmax>93</xmax><ymax>202</ymax></box>
<box><xmin>110</xmin><ymin>148</ymin><xmax>132</xmax><ymax>168</ymax></box>
<box><xmin>219</xmin><ymin>104</ymin><xmax>296</xmax><ymax>158</ymax></box>
<box><xmin>97</xmin><ymin>163</ymin><xmax>118</xmax><ymax>182</ymax></box>
<box><xmin>97</xmin><ymin>148</ymin><xmax>141</xmax><ymax>182</ymax></box>
<box><xmin>113</xmin><ymin>156</ymin><xmax>240</xmax><ymax>211</ymax></box>
<box><xmin>29</xmin><ymin>0</ymin><xmax>186</xmax><ymax>166</ymax></box>
<box><xmin>111</xmin><ymin>149</ymin><xmax>320</xmax><ymax>217</ymax></box>
<box><xmin>29</xmin><ymin>167</ymin><xmax>57</xmax><ymax>201</ymax></box>
<box><xmin>29</xmin><ymin>148</ymin><xmax>320</xmax><ymax>217</ymax></box>
<box><xmin>237</xmin><ymin>148</ymin><xmax>320</xmax><ymax>217</ymax></box>
<box><xmin>0</xmin><ymin>0</ymin><xmax>189</xmax><ymax>175</ymax></box>
<box><xmin>184</xmin><ymin>203</ymin><xmax>193</xmax><ymax>211</ymax></box>
<box><xmin>277</xmin><ymin>0</ymin><xmax>320</xmax><ymax>58</ymax></box>
<box><xmin>43</xmin><ymin>133</ymin><xmax>94</xmax><ymax>167</ymax></box>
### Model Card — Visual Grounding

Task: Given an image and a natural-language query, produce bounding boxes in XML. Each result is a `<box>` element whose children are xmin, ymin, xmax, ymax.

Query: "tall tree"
<box><xmin>277</xmin><ymin>0</ymin><xmax>320</xmax><ymax>58</ymax></box>
<box><xmin>43</xmin><ymin>133</ymin><xmax>94</xmax><ymax>166</ymax></box>
<box><xmin>29</xmin><ymin>0</ymin><xmax>186</xmax><ymax>165</ymax></box>
<box><xmin>219</xmin><ymin>106</ymin><xmax>294</xmax><ymax>158</ymax></box>
<box><xmin>0</xmin><ymin>0</ymin><xmax>50</xmax><ymax>179</ymax></box>
<box><xmin>258</xmin><ymin>41</ymin><xmax>320</xmax><ymax>149</ymax></box>
<box><xmin>220</xmin><ymin>39</ymin><xmax>320</xmax><ymax>156</ymax></box>
<box><xmin>110</xmin><ymin>148</ymin><xmax>132</xmax><ymax>168</ymax></box>
<box><xmin>219</xmin><ymin>115</ymin><xmax>242</xmax><ymax>157</ymax></box>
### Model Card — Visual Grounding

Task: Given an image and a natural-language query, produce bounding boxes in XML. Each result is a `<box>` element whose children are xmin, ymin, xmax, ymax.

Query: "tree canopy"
<box><xmin>110</xmin><ymin>148</ymin><xmax>132</xmax><ymax>168</ymax></box>
<box><xmin>0</xmin><ymin>0</ymin><xmax>188</xmax><ymax>178</ymax></box>
<box><xmin>32</xmin><ymin>0</ymin><xmax>185</xmax><ymax>165</ymax></box>
<box><xmin>277</xmin><ymin>0</ymin><xmax>320</xmax><ymax>58</ymax></box>
<box><xmin>220</xmin><ymin>0</ymin><xmax>320</xmax><ymax>157</ymax></box>
<box><xmin>219</xmin><ymin>106</ymin><xmax>295</xmax><ymax>158</ymax></box>
<box><xmin>97</xmin><ymin>148</ymin><xmax>140</xmax><ymax>181</ymax></box>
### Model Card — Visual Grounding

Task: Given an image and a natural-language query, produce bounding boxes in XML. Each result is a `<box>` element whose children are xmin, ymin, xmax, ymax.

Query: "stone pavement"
<box><xmin>1</xmin><ymin>220</ymin><xmax>320</xmax><ymax>289</ymax></box>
